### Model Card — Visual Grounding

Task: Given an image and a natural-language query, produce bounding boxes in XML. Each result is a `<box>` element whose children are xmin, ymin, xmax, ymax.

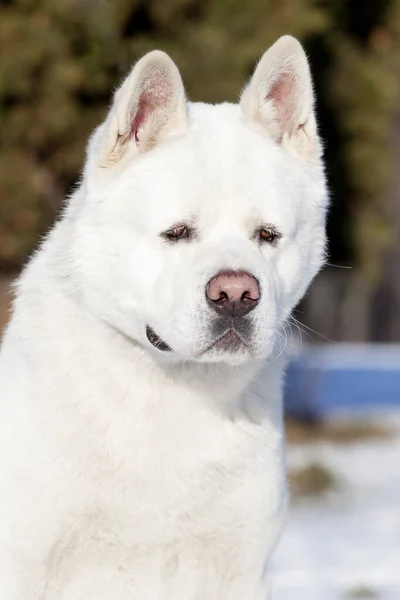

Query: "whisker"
<box><xmin>288</xmin><ymin>319</ymin><xmax>313</xmax><ymax>341</ymax></box>
<box><xmin>266</xmin><ymin>324</ymin><xmax>289</xmax><ymax>366</ymax></box>
<box><xmin>326</xmin><ymin>262</ymin><xmax>352</xmax><ymax>270</ymax></box>
<box><xmin>287</xmin><ymin>318</ymin><xmax>303</xmax><ymax>349</ymax></box>
<box><xmin>290</xmin><ymin>316</ymin><xmax>333</xmax><ymax>343</ymax></box>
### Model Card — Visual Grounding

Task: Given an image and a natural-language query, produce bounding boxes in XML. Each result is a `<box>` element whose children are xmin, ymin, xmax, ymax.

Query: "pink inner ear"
<box><xmin>131</xmin><ymin>95</ymin><xmax>153</xmax><ymax>143</ymax></box>
<box><xmin>130</xmin><ymin>72</ymin><xmax>173</xmax><ymax>144</ymax></box>
<box><xmin>267</xmin><ymin>72</ymin><xmax>297</xmax><ymax>137</ymax></box>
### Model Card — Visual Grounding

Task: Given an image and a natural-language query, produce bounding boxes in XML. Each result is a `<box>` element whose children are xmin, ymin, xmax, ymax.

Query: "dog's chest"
<box><xmin>48</xmin><ymin>396</ymin><xmax>285</xmax><ymax>598</ymax></box>
<box><xmin>75</xmin><ymin>398</ymin><xmax>284</xmax><ymax>537</ymax></box>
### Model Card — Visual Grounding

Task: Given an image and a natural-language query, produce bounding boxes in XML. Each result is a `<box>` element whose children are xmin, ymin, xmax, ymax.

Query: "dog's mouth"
<box><xmin>146</xmin><ymin>326</ymin><xmax>172</xmax><ymax>352</ymax></box>
<box><xmin>197</xmin><ymin>328</ymin><xmax>247</xmax><ymax>357</ymax></box>
<box><xmin>211</xmin><ymin>329</ymin><xmax>246</xmax><ymax>352</ymax></box>
<box><xmin>146</xmin><ymin>325</ymin><xmax>247</xmax><ymax>356</ymax></box>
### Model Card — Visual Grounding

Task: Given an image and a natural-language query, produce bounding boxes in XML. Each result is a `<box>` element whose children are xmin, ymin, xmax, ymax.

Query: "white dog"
<box><xmin>0</xmin><ymin>36</ymin><xmax>327</xmax><ymax>599</ymax></box>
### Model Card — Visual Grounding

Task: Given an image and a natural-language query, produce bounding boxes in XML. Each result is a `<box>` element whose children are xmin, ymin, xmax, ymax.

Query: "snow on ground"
<box><xmin>271</xmin><ymin>413</ymin><xmax>400</xmax><ymax>600</ymax></box>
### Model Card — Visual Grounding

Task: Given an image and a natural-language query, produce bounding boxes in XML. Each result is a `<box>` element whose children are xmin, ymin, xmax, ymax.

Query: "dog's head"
<box><xmin>72</xmin><ymin>36</ymin><xmax>328</xmax><ymax>366</ymax></box>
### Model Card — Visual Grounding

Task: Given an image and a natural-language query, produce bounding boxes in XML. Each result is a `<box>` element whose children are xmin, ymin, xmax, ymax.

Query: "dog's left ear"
<box><xmin>98</xmin><ymin>51</ymin><xmax>188</xmax><ymax>167</ymax></box>
<box><xmin>241</xmin><ymin>36</ymin><xmax>321</xmax><ymax>161</ymax></box>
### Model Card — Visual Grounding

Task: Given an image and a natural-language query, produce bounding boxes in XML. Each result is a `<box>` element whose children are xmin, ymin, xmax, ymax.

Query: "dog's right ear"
<box><xmin>96</xmin><ymin>51</ymin><xmax>188</xmax><ymax>168</ymax></box>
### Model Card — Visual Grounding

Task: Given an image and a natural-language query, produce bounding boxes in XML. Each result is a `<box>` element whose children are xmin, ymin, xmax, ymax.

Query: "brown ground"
<box><xmin>285</xmin><ymin>418</ymin><xmax>393</xmax><ymax>445</ymax></box>
<box><xmin>285</xmin><ymin>417</ymin><xmax>394</xmax><ymax>499</ymax></box>
<box><xmin>346</xmin><ymin>586</ymin><xmax>380</xmax><ymax>599</ymax></box>
<box><xmin>288</xmin><ymin>462</ymin><xmax>337</xmax><ymax>499</ymax></box>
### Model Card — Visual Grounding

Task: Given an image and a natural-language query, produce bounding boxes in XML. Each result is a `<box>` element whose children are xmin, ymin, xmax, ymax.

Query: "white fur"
<box><xmin>0</xmin><ymin>36</ymin><xmax>328</xmax><ymax>599</ymax></box>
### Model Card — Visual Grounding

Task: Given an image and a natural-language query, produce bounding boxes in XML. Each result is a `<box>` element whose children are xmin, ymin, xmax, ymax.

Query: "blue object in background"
<box><xmin>284</xmin><ymin>344</ymin><xmax>400</xmax><ymax>418</ymax></box>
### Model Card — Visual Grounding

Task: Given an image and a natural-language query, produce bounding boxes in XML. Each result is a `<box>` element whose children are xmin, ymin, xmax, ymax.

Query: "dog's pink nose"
<box><xmin>206</xmin><ymin>271</ymin><xmax>260</xmax><ymax>318</ymax></box>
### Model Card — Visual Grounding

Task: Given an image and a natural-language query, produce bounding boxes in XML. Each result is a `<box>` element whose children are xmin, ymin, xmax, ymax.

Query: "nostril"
<box><xmin>207</xmin><ymin>281</ymin><xmax>227</xmax><ymax>304</ymax></box>
<box><xmin>214</xmin><ymin>291</ymin><xmax>228</xmax><ymax>306</ymax></box>
<box><xmin>206</xmin><ymin>271</ymin><xmax>261</xmax><ymax>317</ymax></box>
<box><xmin>241</xmin><ymin>290</ymin><xmax>257</xmax><ymax>304</ymax></box>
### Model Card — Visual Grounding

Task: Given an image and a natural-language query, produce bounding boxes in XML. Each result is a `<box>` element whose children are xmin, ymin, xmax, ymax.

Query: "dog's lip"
<box><xmin>202</xmin><ymin>328</ymin><xmax>247</xmax><ymax>354</ymax></box>
<box><xmin>146</xmin><ymin>326</ymin><xmax>172</xmax><ymax>352</ymax></box>
<box><xmin>146</xmin><ymin>326</ymin><xmax>247</xmax><ymax>356</ymax></box>
<box><xmin>215</xmin><ymin>329</ymin><xmax>244</xmax><ymax>346</ymax></box>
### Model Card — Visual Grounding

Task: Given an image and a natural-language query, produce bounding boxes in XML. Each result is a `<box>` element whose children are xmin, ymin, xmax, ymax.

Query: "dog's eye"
<box><xmin>163</xmin><ymin>225</ymin><xmax>190</xmax><ymax>241</ymax></box>
<box><xmin>259</xmin><ymin>228</ymin><xmax>279</xmax><ymax>244</ymax></box>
